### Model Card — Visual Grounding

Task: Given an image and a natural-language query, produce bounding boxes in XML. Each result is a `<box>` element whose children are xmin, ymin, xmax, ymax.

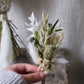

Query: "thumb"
<box><xmin>22</xmin><ymin>72</ymin><xmax>46</xmax><ymax>83</ymax></box>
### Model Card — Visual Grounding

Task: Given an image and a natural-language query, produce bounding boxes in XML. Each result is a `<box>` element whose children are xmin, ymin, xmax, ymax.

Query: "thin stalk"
<box><xmin>42</xmin><ymin>79</ymin><xmax>45</xmax><ymax>84</ymax></box>
<box><xmin>7</xmin><ymin>19</ymin><xmax>24</xmax><ymax>58</ymax></box>
<box><xmin>9</xmin><ymin>24</ymin><xmax>26</xmax><ymax>48</ymax></box>
<box><xmin>7</xmin><ymin>20</ymin><xmax>27</xmax><ymax>49</ymax></box>
<box><xmin>9</xmin><ymin>20</ymin><xmax>17</xmax><ymax>29</ymax></box>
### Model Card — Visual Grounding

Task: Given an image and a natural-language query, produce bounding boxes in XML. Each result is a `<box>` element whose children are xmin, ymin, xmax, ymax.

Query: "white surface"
<box><xmin>8</xmin><ymin>0</ymin><xmax>84</xmax><ymax>84</ymax></box>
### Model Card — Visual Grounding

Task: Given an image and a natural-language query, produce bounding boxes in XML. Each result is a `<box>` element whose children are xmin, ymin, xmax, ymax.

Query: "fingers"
<box><xmin>4</xmin><ymin>63</ymin><xmax>40</xmax><ymax>74</ymax></box>
<box><xmin>4</xmin><ymin>63</ymin><xmax>47</xmax><ymax>83</ymax></box>
<box><xmin>22</xmin><ymin>72</ymin><xmax>46</xmax><ymax>83</ymax></box>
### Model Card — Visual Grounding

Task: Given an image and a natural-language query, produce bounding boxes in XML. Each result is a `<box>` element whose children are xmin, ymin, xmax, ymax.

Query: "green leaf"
<box><xmin>34</xmin><ymin>31</ymin><xmax>40</xmax><ymax>42</ymax></box>
<box><xmin>34</xmin><ymin>39</ymin><xmax>39</xmax><ymax>47</ymax></box>
<box><xmin>34</xmin><ymin>31</ymin><xmax>40</xmax><ymax>47</ymax></box>
<box><xmin>55</xmin><ymin>29</ymin><xmax>62</xmax><ymax>32</ymax></box>
<box><xmin>52</xmin><ymin>19</ymin><xmax>59</xmax><ymax>30</ymax></box>
<box><xmin>48</xmin><ymin>19</ymin><xmax>59</xmax><ymax>35</ymax></box>
<box><xmin>48</xmin><ymin>23</ymin><xmax>52</xmax><ymax>35</ymax></box>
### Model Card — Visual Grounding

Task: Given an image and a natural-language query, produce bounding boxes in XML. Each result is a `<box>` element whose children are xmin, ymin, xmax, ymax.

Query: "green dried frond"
<box><xmin>55</xmin><ymin>29</ymin><xmax>62</xmax><ymax>32</ymax></box>
<box><xmin>52</xmin><ymin>19</ymin><xmax>59</xmax><ymax>30</ymax></box>
<box><xmin>47</xmin><ymin>19</ymin><xmax>59</xmax><ymax>35</ymax></box>
<box><xmin>34</xmin><ymin>31</ymin><xmax>40</xmax><ymax>42</ymax></box>
<box><xmin>34</xmin><ymin>31</ymin><xmax>40</xmax><ymax>46</ymax></box>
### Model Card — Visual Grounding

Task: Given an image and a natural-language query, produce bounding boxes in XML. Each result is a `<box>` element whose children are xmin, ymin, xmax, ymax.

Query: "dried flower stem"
<box><xmin>7</xmin><ymin>21</ymin><xmax>23</xmax><ymax>58</ymax></box>
<box><xmin>5</xmin><ymin>18</ymin><xmax>24</xmax><ymax>58</ymax></box>
<box><xmin>9</xmin><ymin>20</ymin><xmax>17</xmax><ymax>29</ymax></box>
<box><xmin>42</xmin><ymin>79</ymin><xmax>45</xmax><ymax>84</ymax></box>
<box><xmin>8</xmin><ymin>21</ymin><xmax>27</xmax><ymax>49</ymax></box>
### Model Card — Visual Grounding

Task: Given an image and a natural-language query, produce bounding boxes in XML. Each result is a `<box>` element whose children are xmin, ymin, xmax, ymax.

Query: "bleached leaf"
<box><xmin>26</xmin><ymin>12</ymin><xmax>39</xmax><ymax>34</ymax></box>
<box><xmin>28</xmin><ymin>12</ymin><xmax>35</xmax><ymax>23</ymax></box>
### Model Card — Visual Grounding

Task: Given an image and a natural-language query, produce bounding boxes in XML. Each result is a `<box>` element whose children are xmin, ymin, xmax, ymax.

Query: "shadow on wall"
<box><xmin>60</xmin><ymin>48</ymin><xmax>84</xmax><ymax>84</ymax></box>
<box><xmin>69</xmin><ymin>59</ymin><xmax>84</xmax><ymax>84</ymax></box>
<box><xmin>11</xmin><ymin>0</ymin><xmax>61</xmax><ymax>20</ymax></box>
<box><xmin>55</xmin><ymin>48</ymin><xmax>84</xmax><ymax>84</ymax></box>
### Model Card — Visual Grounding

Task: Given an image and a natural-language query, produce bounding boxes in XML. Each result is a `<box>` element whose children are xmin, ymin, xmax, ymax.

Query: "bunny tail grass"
<box><xmin>0</xmin><ymin>15</ymin><xmax>13</xmax><ymax>69</ymax></box>
<box><xmin>28</xmin><ymin>42</ymin><xmax>41</xmax><ymax>64</ymax></box>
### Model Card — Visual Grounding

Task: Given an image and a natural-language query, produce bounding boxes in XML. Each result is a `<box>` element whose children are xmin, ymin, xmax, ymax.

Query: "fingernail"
<box><xmin>40</xmin><ymin>72</ymin><xmax>46</xmax><ymax>79</ymax></box>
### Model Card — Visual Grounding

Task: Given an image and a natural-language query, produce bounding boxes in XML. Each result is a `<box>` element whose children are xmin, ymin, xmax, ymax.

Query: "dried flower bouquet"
<box><xmin>26</xmin><ymin>11</ymin><xmax>68</xmax><ymax>84</ymax></box>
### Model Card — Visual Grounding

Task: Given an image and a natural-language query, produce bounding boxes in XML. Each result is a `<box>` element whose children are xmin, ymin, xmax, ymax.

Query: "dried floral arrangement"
<box><xmin>0</xmin><ymin>0</ymin><xmax>25</xmax><ymax>69</ymax></box>
<box><xmin>0</xmin><ymin>0</ymin><xmax>68</xmax><ymax>83</ymax></box>
<box><xmin>26</xmin><ymin>11</ymin><xmax>68</xmax><ymax>84</ymax></box>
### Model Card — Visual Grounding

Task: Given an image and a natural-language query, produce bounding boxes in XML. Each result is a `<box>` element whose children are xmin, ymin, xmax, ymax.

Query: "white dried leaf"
<box><xmin>26</xmin><ymin>12</ymin><xmax>39</xmax><ymax>34</ymax></box>
<box><xmin>28</xmin><ymin>12</ymin><xmax>34</xmax><ymax>23</ymax></box>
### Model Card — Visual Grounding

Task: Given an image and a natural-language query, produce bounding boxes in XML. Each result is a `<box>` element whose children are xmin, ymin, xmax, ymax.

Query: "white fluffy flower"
<box><xmin>0</xmin><ymin>14</ymin><xmax>13</xmax><ymax>69</ymax></box>
<box><xmin>28</xmin><ymin>42</ymin><xmax>41</xmax><ymax>64</ymax></box>
<box><xmin>0</xmin><ymin>0</ymin><xmax>11</xmax><ymax>13</ymax></box>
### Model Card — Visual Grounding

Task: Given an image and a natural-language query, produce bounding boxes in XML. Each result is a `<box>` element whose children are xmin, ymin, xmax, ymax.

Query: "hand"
<box><xmin>4</xmin><ymin>63</ymin><xmax>46</xmax><ymax>83</ymax></box>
